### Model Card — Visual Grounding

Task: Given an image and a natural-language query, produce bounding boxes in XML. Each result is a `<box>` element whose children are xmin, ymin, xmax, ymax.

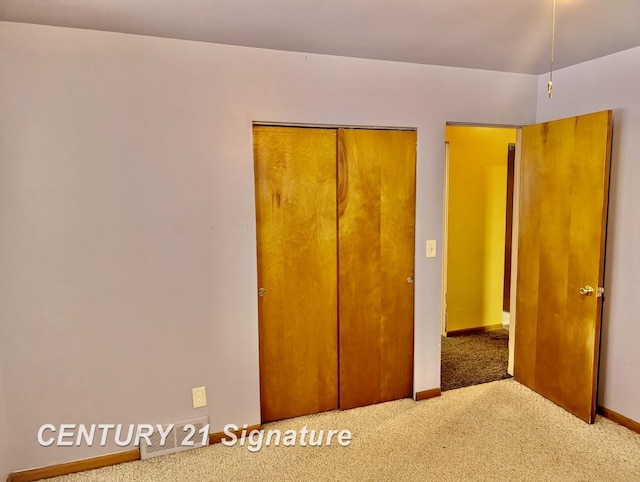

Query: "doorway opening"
<box><xmin>440</xmin><ymin>111</ymin><xmax>612</xmax><ymax>422</ymax></box>
<box><xmin>441</xmin><ymin>124</ymin><xmax>518</xmax><ymax>391</ymax></box>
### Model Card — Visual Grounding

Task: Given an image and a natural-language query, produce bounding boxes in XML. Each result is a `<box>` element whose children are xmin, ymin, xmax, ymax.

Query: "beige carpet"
<box><xmin>47</xmin><ymin>379</ymin><xmax>640</xmax><ymax>481</ymax></box>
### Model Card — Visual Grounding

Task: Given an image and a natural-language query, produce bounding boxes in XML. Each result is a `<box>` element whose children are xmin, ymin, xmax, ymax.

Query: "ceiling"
<box><xmin>2</xmin><ymin>0</ymin><xmax>640</xmax><ymax>74</ymax></box>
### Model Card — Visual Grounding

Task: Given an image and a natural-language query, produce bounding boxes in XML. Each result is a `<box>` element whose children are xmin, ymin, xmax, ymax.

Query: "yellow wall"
<box><xmin>445</xmin><ymin>126</ymin><xmax>516</xmax><ymax>332</ymax></box>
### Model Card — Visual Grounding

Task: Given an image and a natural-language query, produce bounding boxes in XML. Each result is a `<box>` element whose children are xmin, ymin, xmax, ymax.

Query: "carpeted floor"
<box><xmin>441</xmin><ymin>329</ymin><xmax>511</xmax><ymax>391</ymax></box>
<box><xmin>45</xmin><ymin>379</ymin><xmax>640</xmax><ymax>482</ymax></box>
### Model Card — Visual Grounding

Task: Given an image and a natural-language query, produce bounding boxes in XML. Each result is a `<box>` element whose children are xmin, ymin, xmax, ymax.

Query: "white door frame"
<box><xmin>441</xmin><ymin>142</ymin><xmax>450</xmax><ymax>337</ymax></box>
<box><xmin>507</xmin><ymin>128</ymin><xmax>523</xmax><ymax>375</ymax></box>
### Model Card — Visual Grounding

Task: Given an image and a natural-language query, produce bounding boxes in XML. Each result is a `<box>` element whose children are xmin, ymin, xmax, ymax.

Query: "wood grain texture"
<box><xmin>7</xmin><ymin>450</ymin><xmax>140</xmax><ymax>482</ymax></box>
<box><xmin>209</xmin><ymin>424</ymin><xmax>262</xmax><ymax>445</ymax></box>
<box><xmin>338</xmin><ymin>129</ymin><xmax>416</xmax><ymax>410</ymax></box>
<box><xmin>597</xmin><ymin>405</ymin><xmax>640</xmax><ymax>434</ymax></box>
<box><xmin>503</xmin><ymin>145</ymin><xmax>515</xmax><ymax>312</ymax></box>
<box><xmin>514</xmin><ymin>111</ymin><xmax>612</xmax><ymax>423</ymax></box>
<box><xmin>254</xmin><ymin>126</ymin><xmax>338</xmax><ymax>422</ymax></box>
<box><xmin>415</xmin><ymin>387</ymin><xmax>442</xmax><ymax>401</ymax></box>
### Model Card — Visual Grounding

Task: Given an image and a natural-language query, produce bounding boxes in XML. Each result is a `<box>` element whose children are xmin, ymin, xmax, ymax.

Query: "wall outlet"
<box><xmin>426</xmin><ymin>240</ymin><xmax>437</xmax><ymax>258</ymax></box>
<box><xmin>192</xmin><ymin>386</ymin><xmax>207</xmax><ymax>408</ymax></box>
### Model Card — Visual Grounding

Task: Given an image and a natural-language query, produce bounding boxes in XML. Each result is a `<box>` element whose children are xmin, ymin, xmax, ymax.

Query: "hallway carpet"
<box><xmin>441</xmin><ymin>329</ymin><xmax>511</xmax><ymax>391</ymax></box>
<box><xmin>45</xmin><ymin>379</ymin><xmax>640</xmax><ymax>481</ymax></box>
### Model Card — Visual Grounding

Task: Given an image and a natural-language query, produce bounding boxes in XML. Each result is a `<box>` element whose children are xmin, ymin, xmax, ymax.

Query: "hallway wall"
<box><xmin>445</xmin><ymin>126</ymin><xmax>516</xmax><ymax>333</ymax></box>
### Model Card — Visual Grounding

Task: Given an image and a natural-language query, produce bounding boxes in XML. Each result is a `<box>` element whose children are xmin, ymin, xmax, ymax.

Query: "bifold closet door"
<box><xmin>338</xmin><ymin>129</ymin><xmax>416</xmax><ymax>410</ymax></box>
<box><xmin>254</xmin><ymin>126</ymin><xmax>338</xmax><ymax>423</ymax></box>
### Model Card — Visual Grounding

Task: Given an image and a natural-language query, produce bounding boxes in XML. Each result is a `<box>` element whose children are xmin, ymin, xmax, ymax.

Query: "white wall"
<box><xmin>536</xmin><ymin>47</ymin><xmax>640</xmax><ymax>423</ymax></box>
<box><xmin>0</xmin><ymin>21</ymin><xmax>537</xmax><ymax>471</ymax></box>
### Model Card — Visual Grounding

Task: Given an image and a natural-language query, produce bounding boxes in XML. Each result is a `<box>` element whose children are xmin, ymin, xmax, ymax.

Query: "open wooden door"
<box><xmin>514</xmin><ymin>110</ymin><xmax>613</xmax><ymax>423</ymax></box>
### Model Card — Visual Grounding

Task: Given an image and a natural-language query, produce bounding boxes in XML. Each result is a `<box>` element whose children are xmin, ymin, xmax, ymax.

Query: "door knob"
<box><xmin>258</xmin><ymin>288</ymin><xmax>266</xmax><ymax>297</ymax></box>
<box><xmin>406</xmin><ymin>277</ymin><xmax>414</xmax><ymax>284</ymax></box>
<box><xmin>579</xmin><ymin>285</ymin><xmax>594</xmax><ymax>296</ymax></box>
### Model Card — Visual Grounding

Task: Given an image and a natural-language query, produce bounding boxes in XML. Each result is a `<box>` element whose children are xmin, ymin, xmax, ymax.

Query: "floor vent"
<box><xmin>140</xmin><ymin>415</ymin><xmax>209</xmax><ymax>459</ymax></box>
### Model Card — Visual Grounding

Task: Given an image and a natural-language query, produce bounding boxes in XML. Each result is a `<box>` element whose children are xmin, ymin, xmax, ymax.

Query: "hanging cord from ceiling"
<box><xmin>548</xmin><ymin>0</ymin><xmax>557</xmax><ymax>98</ymax></box>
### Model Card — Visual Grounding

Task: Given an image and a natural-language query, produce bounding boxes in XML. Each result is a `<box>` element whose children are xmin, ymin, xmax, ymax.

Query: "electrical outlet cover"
<box><xmin>192</xmin><ymin>386</ymin><xmax>207</xmax><ymax>408</ymax></box>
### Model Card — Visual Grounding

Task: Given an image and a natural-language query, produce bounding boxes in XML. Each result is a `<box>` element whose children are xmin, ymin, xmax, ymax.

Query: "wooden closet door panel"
<box><xmin>380</xmin><ymin>130</ymin><xmax>416</xmax><ymax>402</ymax></box>
<box><xmin>254</xmin><ymin>126</ymin><xmax>338</xmax><ymax>422</ymax></box>
<box><xmin>338</xmin><ymin>129</ymin><xmax>416</xmax><ymax>410</ymax></box>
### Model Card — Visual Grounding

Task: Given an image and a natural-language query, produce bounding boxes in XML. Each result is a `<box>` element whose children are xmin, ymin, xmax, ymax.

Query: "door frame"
<box><xmin>507</xmin><ymin>128</ymin><xmax>523</xmax><ymax>375</ymax></box>
<box><xmin>440</xmin><ymin>122</ymin><xmax>523</xmax><ymax>375</ymax></box>
<box><xmin>440</xmin><ymin>142</ymin><xmax>450</xmax><ymax>337</ymax></box>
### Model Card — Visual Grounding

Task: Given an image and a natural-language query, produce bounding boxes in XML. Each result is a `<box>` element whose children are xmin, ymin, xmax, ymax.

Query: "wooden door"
<box><xmin>338</xmin><ymin>129</ymin><xmax>416</xmax><ymax>410</ymax></box>
<box><xmin>254</xmin><ymin>126</ymin><xmax>338</xmax><ymax>422</ymax></box>
<box><xmin>503</xmin><ymin>144</ymin><xmax>516</xmax><ymax>312</ymax></box>
<box><xmin>514</xmin><ymin>111</ymin><xmax>613</xmax><ymax>422</ymax></box>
